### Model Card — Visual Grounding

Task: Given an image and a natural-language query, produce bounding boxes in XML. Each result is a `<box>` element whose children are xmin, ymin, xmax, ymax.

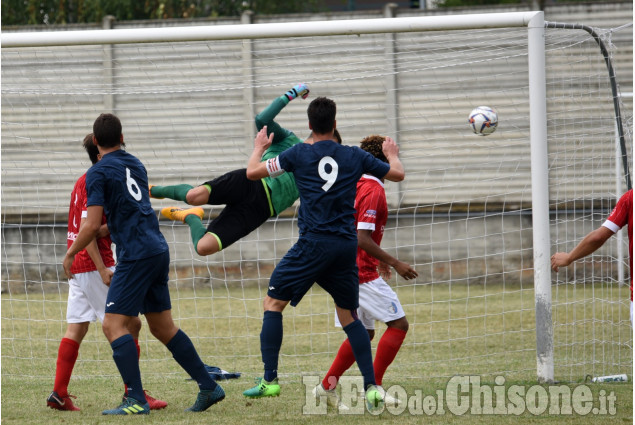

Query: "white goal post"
<box><xmin>2</xmin><ymin>10</ymin><xmax>631</xmax><ymax>387</ymax></box>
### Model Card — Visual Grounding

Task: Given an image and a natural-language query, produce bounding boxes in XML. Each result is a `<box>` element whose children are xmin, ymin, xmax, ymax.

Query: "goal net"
<box><xmin>1</xmin><ymin>12</ymin><xmax>631</xmax><ymax>386</ymax></box>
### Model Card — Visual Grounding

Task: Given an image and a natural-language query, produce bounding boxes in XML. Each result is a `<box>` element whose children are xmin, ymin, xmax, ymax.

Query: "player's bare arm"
<box><xmin>81</xmin><ymin>216</ymin><xmax>113</xmax><ymax>286</ymax></box>
<box><xmin>246</xmin><ymin>126</ymin><xmax>275</xmax><ymax>181</ymax></box>
<box><xmin>381</xmin><ymin>137</ymin><xmax>405</xmax><ymax>182</ymax></box>
<box><xmin>551</xmin><ymin>226</ymin><xmax>614</xmax><ymax>272</ymax></box>
<box><xmin>63</xmin><ymin>205</ymin><xmax>104</xmax><ymax>279</ymax></box>
<box><xmin>96</xmin><ymin>223</ymin><xmax>109</xmax><ymax>238</ymax></box>
<box><xmin>357</xmin><ymin>229</ymin><xmax>418</xmax><ymax>280</ymax></box>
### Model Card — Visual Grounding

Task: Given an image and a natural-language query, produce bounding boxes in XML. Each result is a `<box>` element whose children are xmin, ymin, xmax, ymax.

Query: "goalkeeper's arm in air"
<box><xmin>152</xmin><ymin>84</ymin><xmax>341</xmax><ymax>256</ymax></box>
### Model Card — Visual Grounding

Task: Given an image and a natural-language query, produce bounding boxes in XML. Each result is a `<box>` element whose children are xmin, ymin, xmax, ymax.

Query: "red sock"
<box><xmin>53</xmin><ymin>338</ymin><xmax>80</xmax><ymax>397</ymax></box>
<box><xmin>374</xmin><ymin>327</ymin><xmax>407</xmax><ymax>386</ymax></box>
<box><xmin>322</xmin><ymin>339</ymin><xmax>356</xmax><ymax>390</ymax></box>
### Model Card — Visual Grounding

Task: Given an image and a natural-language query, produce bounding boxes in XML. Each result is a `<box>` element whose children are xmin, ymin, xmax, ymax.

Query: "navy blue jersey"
<box><xmin>277</xmin><ymin>140</ymin><xmax>390</xmax><ymax>239</ymax></box>
<box><xmin>86</xmin><ymin>149</ymin><xmax>168</xmax><ymax>261</ymax></box>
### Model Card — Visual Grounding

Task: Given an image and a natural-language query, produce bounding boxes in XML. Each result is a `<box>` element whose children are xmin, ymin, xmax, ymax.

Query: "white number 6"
<box><xmin>318</xmin><ymin>156</ymin><xmax>338</xmax><ymax>192</ymax></box>
<box><xmin>126</xmin><ymin>168</ymin><xmax>142</xmax><ymax>201</ymax></box>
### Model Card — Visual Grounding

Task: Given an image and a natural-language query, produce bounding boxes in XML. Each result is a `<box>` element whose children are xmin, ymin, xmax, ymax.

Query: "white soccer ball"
<box><xmin>468</xmin><ymin>106</ymin><xmax>498</xmax><ymax>136</ymax></box>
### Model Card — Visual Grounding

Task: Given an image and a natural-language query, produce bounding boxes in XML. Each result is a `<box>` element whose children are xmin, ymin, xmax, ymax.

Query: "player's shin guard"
<box><xmin>150</xmin><ymin>184</ymin><xmax>193</xmax><ymax>202</ymax></box>
<box><xmin>111</xmin><ymin>334</ymin><xmax>146</xmax><ymax>403</ymax></box>
<box><xmin>183</xmin><ymin>215</ymin><xmax>207</xmax><ymax>254</ymax></box>
<box><xmin>166</xmin><ymin>329</ymin><xmax>217</xmax><ymax>391</ymax></box>
<box><xmin>322</xmin><ymin>339</ymin><xmax>356</xmax><ymax>390</ymax></box>
<box><xmin>343</xmin><ymin>319</ymin><xmax>376</xmax><ymax>390</ymax></box>
<box><xmin>374</xmin><ymin>327</ymin><xmax>407</xmax><ymax>386</ymax></box>
<box><xmin>53</xmin><ymin>338</ymin><xmax>80</xmax><ymax>397</ymax></box>
<box><xmin>261</xmin><ymin>311</ymin><xmax>283</xmax><ymax>382</ymax></box>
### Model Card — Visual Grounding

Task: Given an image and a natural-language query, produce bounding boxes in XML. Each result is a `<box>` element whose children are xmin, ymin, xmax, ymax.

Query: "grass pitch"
<box><xmin>2</xmin><ymin>283</ymin><xmax>632</xmax><ymax>424</ymax></box>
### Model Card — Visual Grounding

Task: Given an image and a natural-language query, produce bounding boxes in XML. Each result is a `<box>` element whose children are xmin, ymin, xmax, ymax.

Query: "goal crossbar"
<box><xmin>1</xmin><ymin>12</ymin><xmax>543</xmax><ymax>48</ymax></box>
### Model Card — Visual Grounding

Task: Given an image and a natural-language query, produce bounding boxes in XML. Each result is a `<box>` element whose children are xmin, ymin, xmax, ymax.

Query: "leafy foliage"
<box><xmin>1</xmin><ymin>0</ymin><xmax>326</xmax><ymax>26</ymax></box>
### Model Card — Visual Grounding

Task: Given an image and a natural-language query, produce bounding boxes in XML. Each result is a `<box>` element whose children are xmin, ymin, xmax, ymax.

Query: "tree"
<box><xmin>2</xmin><ymin>0</ymin><xmax>327</xmax><ymax>26</ymax></box>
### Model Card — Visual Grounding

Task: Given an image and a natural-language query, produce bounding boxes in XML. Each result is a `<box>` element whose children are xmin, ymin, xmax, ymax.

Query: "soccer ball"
<box><xmin>468</xmin><ymin>106</ymin><xmax>498</xmax><ymax>136</ymax></box>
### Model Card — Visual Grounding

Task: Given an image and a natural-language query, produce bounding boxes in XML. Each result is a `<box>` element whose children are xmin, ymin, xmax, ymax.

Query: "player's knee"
<box><xmin>127</xmin><ymin>316</ymin><xmax>142</xmax><ymax>337</ymax></box>
<box><xmin>64</xmin><ymin>322</ymin><xmax>90</xmax><ymax>343</ymax></box>
<box><xmin>196</xmin><ymin>238</ymin><xmax>219</xmax><ymax>256</ymax></box>
<box><xmin>185</xmin><ymin>188</ymin><xmax>206</xmax><ymax>205</ymax></box>
<box><xmin>388</xmin><ymin>317</ymin><xmax>409</xmax><ymax>333</ymax></box>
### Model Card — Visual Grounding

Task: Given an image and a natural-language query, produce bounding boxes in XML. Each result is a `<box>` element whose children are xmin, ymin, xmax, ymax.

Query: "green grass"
<box><xmin>2</xmin><ymin>283</ymin><xmax>632</xmax><ymax>424</ymax></box>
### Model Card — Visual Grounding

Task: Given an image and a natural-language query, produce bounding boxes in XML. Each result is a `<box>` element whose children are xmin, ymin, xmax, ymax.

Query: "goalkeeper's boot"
<box><xmin>185</xmin><ymin>385</ymin><xmax>225</xmax><ymax>412</ymax></box>
<box><xmin>312</xmin><ymin>383</ymin><xmax>349</xmax><ymax>411</ymax></box>
<box><xmin>149</xmin><ymin>184</ymin><xmax>164</xmax><ymax>199</ymax></box>
<box><xmin>161</xmin><ymin>206</ymin><xmax>204</xmax><ymax>223</ymax></box>
<box><xmin>102</xmin><ymin>396</ymin><xmax>149</xmax><ymax>415</ymax></box>
<box><xmin>365</xmin><ymin>385</ymin><xmax>384</xmax><ymax>412</ymax></box>
<box><xmin>46</xmin><ymin>391</ymin><xmax>80</xmax><ymax>411</ymax></box>
<box><xmin>243</xmin><ymin>377</ymin><xmax>281</xmax><ymax>398</ymax></box>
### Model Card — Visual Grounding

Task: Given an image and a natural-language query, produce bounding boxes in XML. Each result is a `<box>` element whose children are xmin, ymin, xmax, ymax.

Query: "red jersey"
<box><xmin>354</xmin><ymin>175</ymin><xmax>388</xmax><ymax>284</ymax></box>
<box><xmin>603</xmin><ymin>189</ymin><xmax>633</xmax><ymax>299</ymax></box>
<box><xmin>67</xmin><ymin>173</ymin><xmax>115</xmax><ymax>274</ymax></box>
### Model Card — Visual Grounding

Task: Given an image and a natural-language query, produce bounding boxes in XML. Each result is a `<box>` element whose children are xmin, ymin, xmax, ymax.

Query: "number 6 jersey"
<box><xmin>86</xmin><ymin>149</ymin><xmax>168</xmax><ymax>261</ymax></box>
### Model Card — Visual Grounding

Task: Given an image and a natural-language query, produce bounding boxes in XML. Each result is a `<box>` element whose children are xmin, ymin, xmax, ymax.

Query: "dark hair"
<box><xmin>360</xmin><ymin>135</ymin><xmax>388</xmax><ymax>163</ymax></box>
<box><xmin>93</xmin><ymin>113</ymin><xmax>122</xmax><ymax>148</ymax></box>
<box><xmin>333</xmin><ymin>128</ymin><xmax>342</xmax><ymax>144</ymax></box>
<box><xmin>82</xmin><ymin>133</ymin><xmax>100</xmax><ymax>165</ymax></box>
<box><xmin>307</xmin><ymin>97</ymin><xmax>336</xmax><ymax>135</ymax></box>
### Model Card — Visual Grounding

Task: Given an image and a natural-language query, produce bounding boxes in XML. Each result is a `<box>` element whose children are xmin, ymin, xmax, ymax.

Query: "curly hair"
<box><xmin>360</xmin><ymin>135</ymin><xmax>387</xmax><ymax>163</ymax></box>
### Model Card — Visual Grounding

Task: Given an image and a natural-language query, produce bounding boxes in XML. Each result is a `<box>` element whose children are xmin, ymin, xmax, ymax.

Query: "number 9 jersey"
<box><xmin>273</xmin><ymin>140</ymin><xmax>389</xmax><ymax>239</ymax></box>
<box><xmin>86</xmin><ymin>149</ymin><xmax>168</xmax><ymax>261</ymax></box>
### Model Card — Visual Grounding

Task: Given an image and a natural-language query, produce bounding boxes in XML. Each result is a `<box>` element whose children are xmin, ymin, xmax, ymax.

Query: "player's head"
<box><xmin>82</xmin><ymin>133</ymin><xmax>100</xmax><ymax>165</ymax></box>
<box><xmin>307</xmin><ymin>97</ymin><xmax>336</xmax><ymax>136</ymax></box>
<box><xmin>93</xmin><ymin>113</ymin><xmax>122</xmax><ymax>148</ymax></box>
<box><xmin>360</xmin><ymin>135</ymin><xmax>388</xmax><ymax>163</ymax></box>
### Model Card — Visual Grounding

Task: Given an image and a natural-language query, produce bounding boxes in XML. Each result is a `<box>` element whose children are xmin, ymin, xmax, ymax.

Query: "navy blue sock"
<box><xmin>343</xmin><ymin>319</ymin><xmax>376</xmax><ymax>390</ymax></box>
<box><xmin>111</xmin><ymin>334</ymin><xmax>146</xmax><ymax>403</ymax></box>
<box><xmin>166</xmin><ymin>329</ymin><xmax>217</xmax><ymax>391</ymax></box>
<box><xmin>261</xmin><ymin>311</ymin><xmax>283</xmax><ymax>382</ymax></box>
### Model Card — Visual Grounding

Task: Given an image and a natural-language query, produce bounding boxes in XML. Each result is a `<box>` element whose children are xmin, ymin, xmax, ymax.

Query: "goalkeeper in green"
<box><xmin>155</xmin><ymin>84</ymin><xmax>339</xmax><ymax>256</ymax></box>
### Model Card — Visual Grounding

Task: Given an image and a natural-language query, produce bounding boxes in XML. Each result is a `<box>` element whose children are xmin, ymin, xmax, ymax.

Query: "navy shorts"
<box><xmin>105</xmin><ymin>250</ymin><xmax>171</xmax><ymax>316</ymax></box>
<box><xmin>202</xmin><ymin>169</ymin><xmax>272</xmax><ymax>250</ymax></box>
<box><xmin>267</xmin><ymin>235</ymin><xmax>359</xmax><ymax>310</ymax></box>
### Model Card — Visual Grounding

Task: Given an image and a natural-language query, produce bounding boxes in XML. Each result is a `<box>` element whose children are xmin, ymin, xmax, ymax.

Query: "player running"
<box><xmin>63</xmin><ymin>114</ymin><xmax>224</xmax><ymax>415</ymax></box>
<box><xmin>551</xmin><ymin>189</ymin><xmax>633</xmax><ymax>323</ymax></box>
<box><xmin>241</xmin><ymin>97</ymin><xmax>406</xmax><ymax>412</ymax></box>
<box><xmin>313</xmin><ymin>134</ymin><xmax>418</xmax><ymax>410</ymax></box>
<box><xmin>48</xmin><ymin>134</ymin><xmax>166</xmax><ymax>412</ymax></box>
<box><xmin>154</xmin><ymin>83</ymin><xmax>339</xmax><ymax>256</ymax></box>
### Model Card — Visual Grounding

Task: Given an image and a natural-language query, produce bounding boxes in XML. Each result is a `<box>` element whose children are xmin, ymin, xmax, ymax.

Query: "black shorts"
<box><xmin>202</xmin><ymin>169</ymin><xmax>272</xmax><ymax>250</ymax></box>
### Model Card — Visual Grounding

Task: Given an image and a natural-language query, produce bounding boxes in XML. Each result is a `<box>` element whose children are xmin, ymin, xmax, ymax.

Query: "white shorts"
<box><xmin>66</xmin><ymin>267</ymin><xmax>114</xmax><ymax>323</ymax></box>
<box><xmin>335</xmin><ymin>277</ymin><xmax>405</xmax><ymax>330</ymax></box>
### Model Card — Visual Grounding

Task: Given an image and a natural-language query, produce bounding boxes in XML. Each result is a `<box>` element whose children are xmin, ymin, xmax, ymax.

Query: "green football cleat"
<box><xmin>243</xmin><ymin>377</ymin><xmax>281</xmax><ymax>398</ymax></box>
<box><xmin>365</xmin><ymin>385</ymin><xmax>384</xmax><ymax>412</ymax></box>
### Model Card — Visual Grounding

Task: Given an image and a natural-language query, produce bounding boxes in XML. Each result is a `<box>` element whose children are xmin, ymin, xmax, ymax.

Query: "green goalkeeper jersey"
<box><xmin>256</xmin><ymin>95</ymin><xmax>303</xmax><ymax>216</ymax></box>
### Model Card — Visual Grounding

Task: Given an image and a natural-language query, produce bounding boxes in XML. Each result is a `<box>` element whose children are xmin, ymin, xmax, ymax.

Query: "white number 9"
<box><xmin>126</xmin><ymin>168</ymin><xmax>142</xmax><ymax>201</ymax></box>
<box><xmin>318</xmin><ymin>156</ymin><xmax>338</xmax><ymax>192</ymax></box>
